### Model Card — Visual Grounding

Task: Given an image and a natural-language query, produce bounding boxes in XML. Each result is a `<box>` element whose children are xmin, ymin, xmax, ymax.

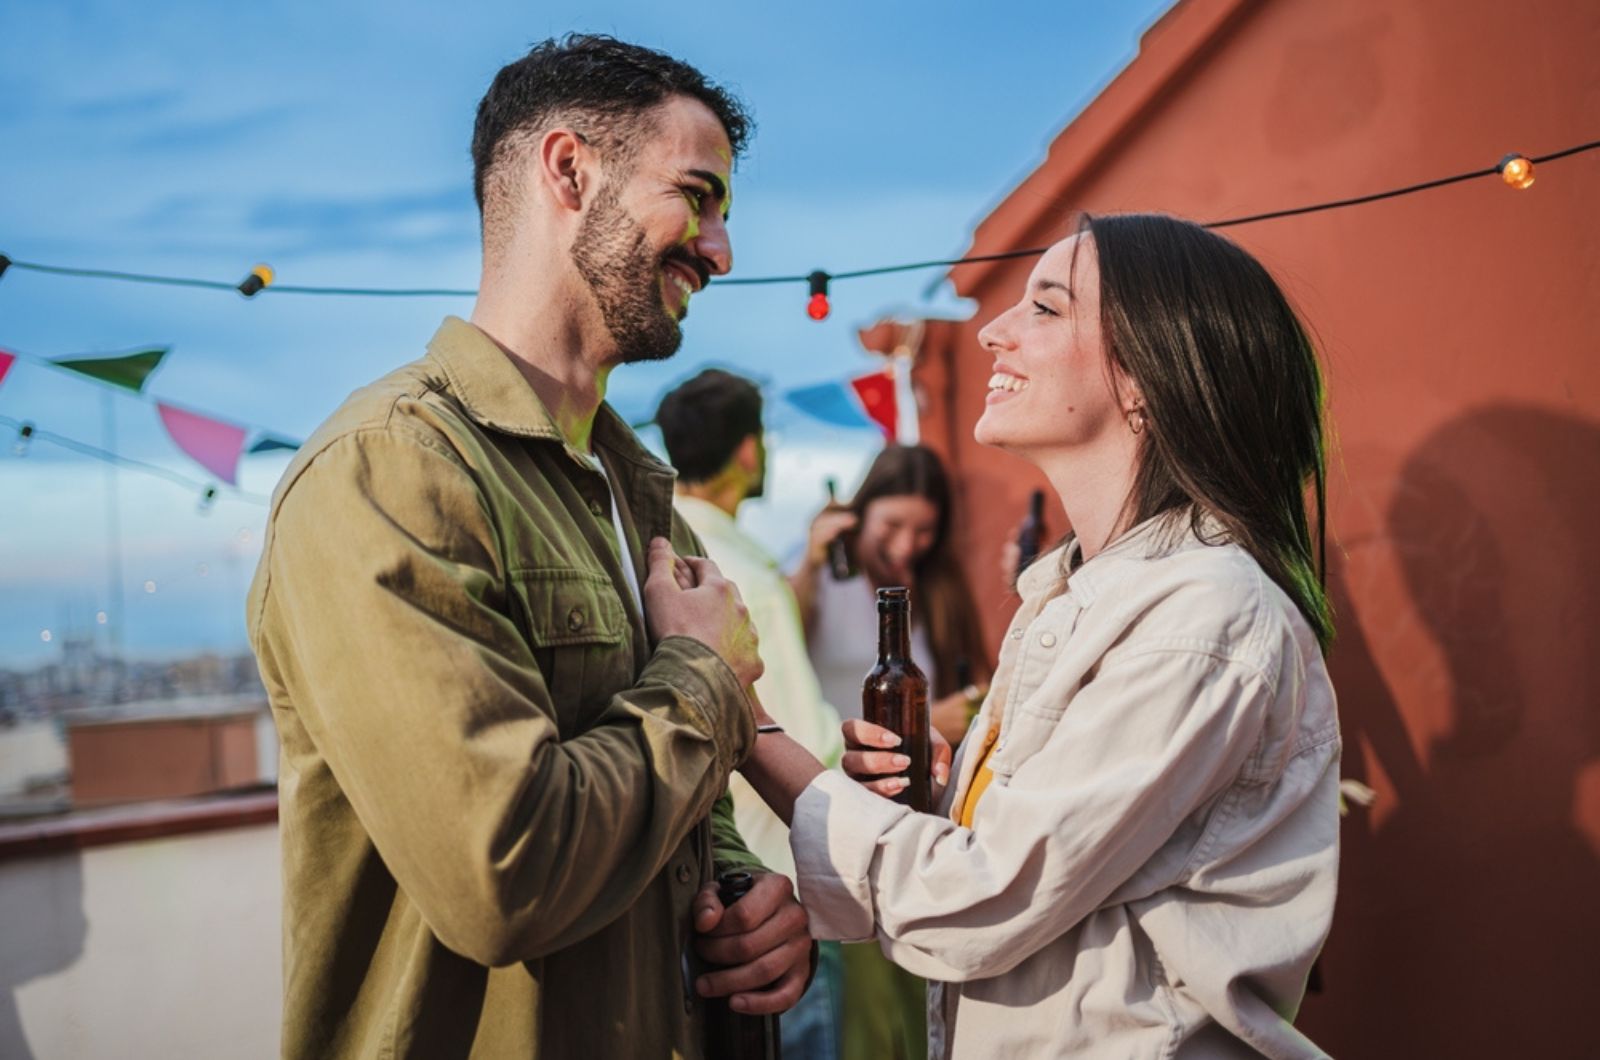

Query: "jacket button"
<box><xmin>1010</xmin><ymin>628</ymin><xmax>1023</xmax><ymax>640</ymax></box>
<box><xmin>675</xmin><ymin>863</ymin><xmax>692</xmax><ymax>884</ymax></box>
<box><xmin>567</xmin><ymin>607</ymin><xmax>585</xmax><ymax>631</ymax></box>
<box><xmin>1039</xmin><ymin>632</ymin><xmax>1057</xmax><ymax>648</ymax></box>
<box><xmin>589</xmin><ymin>499</ymin><xmax>605</xmax><ymax>517</ymax></box>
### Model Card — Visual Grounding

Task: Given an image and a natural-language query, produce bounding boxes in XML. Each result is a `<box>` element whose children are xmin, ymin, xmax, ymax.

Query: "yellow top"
<box><xmin>957</xmin><ymin>724</ymin><xmax>1001</xmax><ymax>828</ymax></box>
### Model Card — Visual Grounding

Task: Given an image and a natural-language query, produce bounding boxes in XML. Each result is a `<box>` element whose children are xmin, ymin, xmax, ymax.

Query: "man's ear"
<box><xmin>536</xmin><ymin>127</ymin><xmax>596</xmax><ymax>212</ymax></box>
<box><xmin>734</xmin><ymin>434</ymin><xmax>761</xmax><ymax>473</ymax></box>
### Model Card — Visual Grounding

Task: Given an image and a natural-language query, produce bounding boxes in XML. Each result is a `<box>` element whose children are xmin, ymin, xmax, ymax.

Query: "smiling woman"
<box><xmin>739</xmin><ymin>212</ymin><xmax>1340</xmax><ymax>1059</ymax></box>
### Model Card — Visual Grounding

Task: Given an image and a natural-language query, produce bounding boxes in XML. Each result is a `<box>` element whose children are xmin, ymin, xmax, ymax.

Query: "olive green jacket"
<box><xmin>247</xmin><ymin>316</ymin><xmax>762</xmax><ymax>1058</ymax></box>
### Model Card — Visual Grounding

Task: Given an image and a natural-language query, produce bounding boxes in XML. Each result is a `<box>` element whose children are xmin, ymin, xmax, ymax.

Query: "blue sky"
<box><xmin>0</xmin><ymin>0</ymin><xmax>1172</xmax><ymax>667</ymax></box>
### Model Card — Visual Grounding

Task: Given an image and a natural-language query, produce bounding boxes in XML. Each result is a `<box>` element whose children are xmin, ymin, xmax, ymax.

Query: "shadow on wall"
<box><xmin>1</xmin><ymin>850</ymin><xmax>87</xmax><ymax>1059</ymax></box>
<box><xmin>1302</xmin><ymin>405</ymin><xmax>1600</xmax><ymax>1058</ymax></box>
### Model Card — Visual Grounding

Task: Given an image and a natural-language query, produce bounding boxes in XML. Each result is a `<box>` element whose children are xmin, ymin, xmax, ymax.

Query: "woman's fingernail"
<box><xmin>879</xmin><ymin>732</ymin><xmax>902</xmax><ymax>748</ymax></box>
<box><xmin>892</xmin><ymin>777</ymin><xmax>910</xmax><ymax>792</ymax></box>
<box><xmin>892</xmin><ymin>754</ymin><xmax>911</xmax><ymax>769</ymax></box>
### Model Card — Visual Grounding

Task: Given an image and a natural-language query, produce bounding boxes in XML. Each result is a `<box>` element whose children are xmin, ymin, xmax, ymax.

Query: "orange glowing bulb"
<box><xmin>237</xmin><ymin>263</ymin><xmax>276</xmax><ymax>297</ymax></box>
<box><xmin>1498</xmin><ymin>153</ymin><xmax>1534</xmax><ymax>190</ymax></box>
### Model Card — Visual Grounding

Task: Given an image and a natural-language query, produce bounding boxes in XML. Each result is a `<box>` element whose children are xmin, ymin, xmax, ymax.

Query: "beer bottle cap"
<box><xmin>876</xmin><ymin>586</ymin><xmax>910</xmax><ymax>610</ymax></box>
<box><xmin>718</xmin><ymin>870</ymin><xmax>756</xmax><ymax>905</ymax></box>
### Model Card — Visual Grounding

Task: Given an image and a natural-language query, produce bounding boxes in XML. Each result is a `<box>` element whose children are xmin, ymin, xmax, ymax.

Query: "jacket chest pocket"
<box><xmin>512</xmin><ymin>568</ymin><xmax>632</xmax><ymax>739</ymax></box>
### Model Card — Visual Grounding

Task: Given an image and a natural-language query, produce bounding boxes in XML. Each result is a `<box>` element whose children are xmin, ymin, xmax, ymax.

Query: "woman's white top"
<box><xmin>806</xmin><ymin>570</ymin><xmax>936</xmax><ymax>723</ymax></box>
<box><xmin>790</xmin><ymin>515</ymin><xmax>1341</xmax><ymax>1058</ymax></box>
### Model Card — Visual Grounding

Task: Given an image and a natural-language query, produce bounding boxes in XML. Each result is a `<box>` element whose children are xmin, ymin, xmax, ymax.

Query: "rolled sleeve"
<box><xmin>790</xmin><ymin>769</ymin><xmax>909</xmax><ymax>942</ymax></box>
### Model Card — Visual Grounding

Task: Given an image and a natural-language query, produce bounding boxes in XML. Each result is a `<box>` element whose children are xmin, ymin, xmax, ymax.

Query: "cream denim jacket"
<box><xmin>791</xmin><ymin>514</ymin><xmax>1340</xmax><ymax>1058</ymax></box>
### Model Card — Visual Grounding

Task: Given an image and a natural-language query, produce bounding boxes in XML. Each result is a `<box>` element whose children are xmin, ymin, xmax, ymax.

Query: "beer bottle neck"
<box><xmin>877</xmin><ymin>607</ymin><xmax>912</xmax><ymax>661</ymax></box>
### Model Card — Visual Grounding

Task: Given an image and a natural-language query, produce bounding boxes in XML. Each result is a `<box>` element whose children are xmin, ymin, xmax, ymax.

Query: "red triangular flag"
<box><xmin>849</xmin><ymin>370</ymin><xmax>897</xmax><ymax>441</ymax></box>
<box><xmin>157</xmin><ymin>402</ymin><xmax>247</xmax><ymax>485</ymax></box>
<box><xmin>0</xmin><ymin>350</ymin><xmax>15</xmax><ymax>389</ymax></box>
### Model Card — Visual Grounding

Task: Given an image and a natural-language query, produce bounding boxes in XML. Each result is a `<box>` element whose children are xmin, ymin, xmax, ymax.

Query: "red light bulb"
<box><xmin>806</xmin><ymin>270</ymin><xmax>832</xmax><ymax>321</ymax></box>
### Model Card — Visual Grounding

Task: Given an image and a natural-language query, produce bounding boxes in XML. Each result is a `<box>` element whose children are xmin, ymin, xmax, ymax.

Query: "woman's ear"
<box><xmin>1111</xmin><ymin>361</ymin><xmax>1146</xmax><ymax>416</ymax></box>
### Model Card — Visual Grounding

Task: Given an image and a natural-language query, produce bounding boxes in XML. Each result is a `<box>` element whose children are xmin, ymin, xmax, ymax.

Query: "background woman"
<box><xmin>721</xmin><ymin>213</ymin><xmax>1340</xmax><ymax>1058</ymax></box>
<box><xmin>787</xmin><ymin>443</ymin><xmax>993</xmax><ymax>1060</ymax></box>
<box><xmin>791</xmin><ymin>444</ymin><xmax>993</xmax><ymax>748</ymax></box>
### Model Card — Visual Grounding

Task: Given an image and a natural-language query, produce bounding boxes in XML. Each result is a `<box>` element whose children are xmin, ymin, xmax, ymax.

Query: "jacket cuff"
<box><xmin>644</xmin><ymin>635</ymin><xmax>756</xmax><ymax>777</ymax></box>
<box><xmin>789</xmin><ymin>769</ymin><xmax>909</xmax><ymax>942</ymax></box>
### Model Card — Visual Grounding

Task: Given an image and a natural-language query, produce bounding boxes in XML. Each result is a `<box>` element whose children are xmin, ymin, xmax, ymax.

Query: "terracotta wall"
<box><xmin>915</xmin><ymin>0</ymin><xmax>1600</xmax><ymax>1054</ymax></box>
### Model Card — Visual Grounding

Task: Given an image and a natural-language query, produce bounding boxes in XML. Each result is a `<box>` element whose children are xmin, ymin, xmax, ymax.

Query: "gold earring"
<box><xmin>1128</xmin><ymin>407</ymin><xmax>1147</xmax><ymax>435</ymax></box>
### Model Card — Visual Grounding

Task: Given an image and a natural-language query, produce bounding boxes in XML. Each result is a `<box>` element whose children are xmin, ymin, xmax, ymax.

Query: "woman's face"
<box><xmin>973</xmin><ymin>233</ymin><xmax>1134</xmax><ymax>458</ymax></box>
<box><xmin>855</xmin><ymin>493</ymin><xmax>940</xmax><ymax>588</ymax></box>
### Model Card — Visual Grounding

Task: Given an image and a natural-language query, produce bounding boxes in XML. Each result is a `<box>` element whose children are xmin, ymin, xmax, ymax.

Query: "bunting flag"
<box><xmin>54</xmin><ymin>347</ymin><xmax>169</xmax><ymax>393</ymax></box>
<box><xmin>247</xmin><ymin>434</ymin><xmax>301</xmax><ymax>454</ymax></box>
<box><xmin>783</xmin><ymin>368</ymin><xmax>898</xmax><ymax>441</ymax></box>
<box><xmin>0</xmin><ymin>350</ymin><xmax>14</xmax><ymax>389</ymax></box>
<box><xmin>848</xmin><ymin>370</ymin><xmax>898</xmax><ymax>439</ymax></box>
<box><xmin>157</xmin><ymin>402</ymin><xmax>247</xmax><ymax>485</ymax></box>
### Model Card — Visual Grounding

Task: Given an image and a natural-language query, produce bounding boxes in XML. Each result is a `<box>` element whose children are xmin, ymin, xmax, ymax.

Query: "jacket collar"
<box><xmin>1018</xmin><ymin>508</ymin><xmax>1226</xmax><ymax>608</ymax></box>
<box><xmin>424</xmin><ymin>315</ymin><xmax>675</xmax><ymax>478</ymax></box>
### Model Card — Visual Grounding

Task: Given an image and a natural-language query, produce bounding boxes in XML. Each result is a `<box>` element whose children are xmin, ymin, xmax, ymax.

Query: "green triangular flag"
<box><xmin>54</xmin><ymin>347</ymin><xmax>169</xmax><ymax>393</ymax></box>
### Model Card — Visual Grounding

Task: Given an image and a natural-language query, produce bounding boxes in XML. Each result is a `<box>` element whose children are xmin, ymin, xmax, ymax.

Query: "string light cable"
<box><xmin>0</xmin><ymin>138</ymin><xmax>1593</xmax><ymax>309</ymax></box>
<box><xmin>0</xmin><ymin>412</ymin><xmax>271</xmax><ymax>506</ymax></box>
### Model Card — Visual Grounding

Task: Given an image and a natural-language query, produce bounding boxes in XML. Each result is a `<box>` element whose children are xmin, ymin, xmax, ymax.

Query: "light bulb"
<box><xmin>1498</xmin><ymin>153</ymin><xmax>1534</xmax><ymax>190</ymax></box>
<box><xmin>237</xmin><ymin>263</ymin><xmax>276</xmax><ymax>297</ymax></box>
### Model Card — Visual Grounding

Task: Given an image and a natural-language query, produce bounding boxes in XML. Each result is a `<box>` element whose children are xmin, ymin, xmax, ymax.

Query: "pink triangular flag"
<box><xmin>0</xmin><ymin>350</ymin><xmax>15</xmax><ymax>389</ymax></box>
<box><xmin>157</xmin><ymin>402</ymin><xmax>247</xmax><ymax>485</ymax></box>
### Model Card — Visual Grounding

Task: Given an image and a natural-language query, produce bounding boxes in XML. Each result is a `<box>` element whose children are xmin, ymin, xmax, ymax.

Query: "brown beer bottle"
<box><xmin>862</xmin><ymin>587</ymin><xmax>932</xmax><ymax>813</ymax></box>
<box><xmin>824</xmin><ymin>477</ymin><xmax>856</xmax><ymax>581</ymax></box>
<box><xmin>1015</xmin><ymin>488</ymin><xmax>1046</xmax><ymax>581</ymax></box>
<box><xmin>704</xmin><ymin>871</ymin><xmax>781</xmax><ymax>1060</ymax></box>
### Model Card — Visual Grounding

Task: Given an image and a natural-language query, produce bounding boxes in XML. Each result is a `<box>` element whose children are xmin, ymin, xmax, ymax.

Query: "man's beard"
<box><xmin>570</xmin><ymin>181</ymin><xmax>684</xmax><ymax>365</ymax></box>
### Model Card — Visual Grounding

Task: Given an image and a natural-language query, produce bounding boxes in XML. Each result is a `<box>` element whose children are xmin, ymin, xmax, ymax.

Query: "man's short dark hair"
<box><xmin>472</xmin><ymin>34</ymin><xmax>753</xmax><ymax>214</ymax></box>
<box><xmin>656</xmin><ymin>369</ymin><xmax>764</xmax><ymax>483</ymax></box>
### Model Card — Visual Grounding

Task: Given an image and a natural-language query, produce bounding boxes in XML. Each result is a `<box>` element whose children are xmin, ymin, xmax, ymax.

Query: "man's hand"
<box><xmin>692</xmin><ymin>873</ymin><xmax>814</xmax><ymax>1015</ymax></box>
<box><xmin>644</xmin><ymin>538</ymin><xmax>763</xmax><ymax>687</ymax></box>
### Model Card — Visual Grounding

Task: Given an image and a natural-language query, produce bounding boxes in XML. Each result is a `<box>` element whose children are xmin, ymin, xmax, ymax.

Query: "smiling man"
<box><xmin>247</xmin><ymin>36</ymin><xmax>812</xmax><ymax>1058</ymax></box>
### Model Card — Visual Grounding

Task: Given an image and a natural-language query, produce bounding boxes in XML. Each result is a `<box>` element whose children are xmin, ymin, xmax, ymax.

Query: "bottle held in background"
<box><xmin>1015</xmin><ymin>488</ymin><xmax>1046</xmax><ymax>582</ymax></box>
<box><xmin>824</xmin><ymin>477</ymin><xmax>856</xmax><ymax>581</ymax></box>
<box><xmin>862</xmin><ymin>587</ymin><xmax>932</xmax><ymax>813</ymax></box>
<box><xmin>704</xmin><ymin>871</ymin><xmax>782</xmax><ymax>1060</ymax></box>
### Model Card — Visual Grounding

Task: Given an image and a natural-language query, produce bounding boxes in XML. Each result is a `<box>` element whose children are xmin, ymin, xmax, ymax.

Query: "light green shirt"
<box><xmin>675</xmin><ymin>495</ymin><xmax>845</xmax><ymax>879</ymax></box>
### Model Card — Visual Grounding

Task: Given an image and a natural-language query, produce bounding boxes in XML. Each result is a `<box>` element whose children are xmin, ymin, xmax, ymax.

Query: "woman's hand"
<box><xmin>802</xmin><ymin>506</ymin><xmax>857</xmax><ymax>571</ymax></box>
<box><xmin>840</xmin><ymin>719</ymin><xmax>952</xmax><ymax>802</ymax></box>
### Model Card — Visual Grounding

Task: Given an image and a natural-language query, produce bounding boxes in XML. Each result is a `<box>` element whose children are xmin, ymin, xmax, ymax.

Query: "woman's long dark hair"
<box><xmin>848</xmin><ymin>444</ymin><xmax>993</xmax><ymax>695</ymax></box>
<box><xmin>1084</xmin><ymin>212</ymin><xmax>1334</xmax><ymax>650</ymax></box>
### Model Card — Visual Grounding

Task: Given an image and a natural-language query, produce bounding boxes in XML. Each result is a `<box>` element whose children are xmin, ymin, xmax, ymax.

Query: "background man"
<box><xmin>658</xmin><ymin>368</ymin><xmax>848</xmax><ymax>1058</ymax></box>
<box><xmin>248</xmin><ymin>35</ymin><xmax>812</xmax><ymax>1058</ymax></box>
